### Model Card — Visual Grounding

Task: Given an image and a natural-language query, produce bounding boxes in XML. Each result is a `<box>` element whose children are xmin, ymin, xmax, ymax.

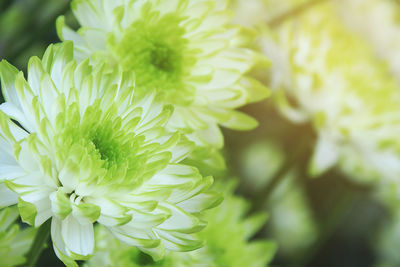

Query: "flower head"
<box><xmin>0</xmin><ymin>206</ymin><xmax>36</xmax><ymax>267</ymax></box>
<box><xmin>259</xmin><ymin>2</ymin><xmax>400</xmax><ymax>182</ymax></box>
<box><xmin>85</xmin><ymin>180</ymin><xmax>276</xmax><ymax>267</ymax></box>
<box><xmin>57</xmin><ymin>0</ymin><xmax>269</xmax><ymax>149</ymax></box>
<box><xmin>0</xmin><ymin>42</ymin><xmax>221</xmax><ymax>265</ymax></box>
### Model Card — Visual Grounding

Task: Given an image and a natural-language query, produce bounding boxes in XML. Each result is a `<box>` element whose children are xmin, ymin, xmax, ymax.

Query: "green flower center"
<box><xmin>60</xmin><ymin>119</ymin><xmax>135</xmax><ymax>172</ymax></box>
<box><xmin>88</xmin><ymin>126</ymin><xmax>126</xmax><ymax>169</ymax></box>
<box><xmin>150</xmin><ymin>42</ymin><xmax>180</xmax><ymax>73</ymax></box>
<box><xmin>55</xmin><ymin>105</ymin><xmax>141</xmax><ymax>188</ymax></box>
<box><xmin>108</xmin><ymin>10</ymin><xmax>195</xmax><ymax>104</ymax></box>
<box><xmin>54</xmin><ymin>103</ymin><xmax>171</xmax><ymax>190</ymax></box>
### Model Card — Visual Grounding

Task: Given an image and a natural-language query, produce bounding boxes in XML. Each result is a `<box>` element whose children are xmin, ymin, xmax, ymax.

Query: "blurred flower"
<box><xmin>267</xmin><ymin>171</ymin><xmax>316</xmax><ymax>258</ymax></box>
<box><xmin>0</xmin><ymin>206</ymin><xmax>36</xmax><ymax>267</ymax></box>
<box><xmin>336</xmin><ymin>0</ymin><xmax>400</xmax><ymax>83</ymax></box>
<box><xmin>0</xmin><ymin>42</ymin><xmax>221</xmax><ymax>265</ymax></box>
<box><xmin>240</xmin><ymin>138</ymin><xmax>316</xmax><ymax>257</ymax></box>
<box><xmin>57</xmin><ymin>0</ymin><xmax>269</xmax><ymax>153</ymax></box>
<box><xmin>258</xmin><ymin>2</ymin><xmax>400</xmax><ymax>183</ymax></box>
<box><xmin>85</xmin><ymin>180</ymin><xmax>276</xmax><ymax>267</ymax></box>
<box><xmin>229</xmin><ymin>0</ymin><xmax>271</xmax><ymax>27</ymax></box>
<box><xmin>240</xmin><ymin>139</ymin><xmax>284</xmax><ymax>190</ymax></box>
<box><xmin>195</xmin><ymin>180</ymin><xmax>276</xmax><ymax>267</ymax></box>
<box><xmin>230</xmin><ymin>0</ymin><xmax>312</xmax><ymax>27</ymax></box>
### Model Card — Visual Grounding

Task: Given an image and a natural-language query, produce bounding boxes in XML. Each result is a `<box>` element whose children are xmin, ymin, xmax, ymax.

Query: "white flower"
<box><xmin>57</xmin><ymin>0</ymin><xmax>270</xmax><ymax>151</ymax></box>
<box><xmin>0</xmin><ymin>42</ymin><xmax>221</xmax><ymax>265</ymax></box>
<box><xmin>259</xmin><ymin>2</ymin><xmax>400</xmax><ymax>183</ymax></box>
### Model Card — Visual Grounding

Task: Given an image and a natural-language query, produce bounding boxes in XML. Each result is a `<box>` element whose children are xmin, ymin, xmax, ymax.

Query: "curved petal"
<box><xmin>61</xmin><ymin>215</ymin><xmax>94</xmax><ymax>257</ymax></box>
<box><xmin>51</xmin><ymin>217</ymin><xmax>79</xmax><ymax>267</ymax></box>
<box><xmin>0</xmin><ymin>182</ymin><xmax>18</xmax><ymax>208</ymax></box>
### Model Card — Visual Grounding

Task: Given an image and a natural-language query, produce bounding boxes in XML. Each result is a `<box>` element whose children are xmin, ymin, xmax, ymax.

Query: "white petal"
<box><xmin>0</xmin><ymin>60</ymin><xmax>22</xmax><ymax>110</ymax></box>
<box><xmin>39</xmin><ymin>74</ymin><xmax>60</xmax><ymax>124</ymax></box>
<box><xmin>34</xmin><ymin>196</ymin><xmax>53</xmax><ymax>226</ymax></box>
<box><xmin>157</xmin><ymin>202</ymin><xmax>200</xmax><ymax>231</ymax></box>
<box><xmin>72</xmin><ymin>0</ymin><xmax>106</xmax><ymax>29</ymax></box>
<box><xmin>61</xmin><ymin>215</ymin><xmax>94</xmax><ymax>256</ymax></box>
<box><xmin>0</xmin><ymin>164</ymin><xmax>25</xmax><ymax>181</ymax></box>
<box><xmin>176</xmin><ymin>192</ymin><xmax>220</xmax><ymax>213</ymax></box>
<box><xmin>110</xmin><ymin>226</ymin><xmax>160</xmax><ymax>248</ymax></box>
<box><xmin>90</xmin><ymin>197</ymin><xmax>131</xmax><ymax>227</ymax></box>
<box><xmin>51</xmin><ymin>217</ymin><xmax>68</xmax><ymax>258</ymax></box>
<box><xmin>0</xmin><ymin>182</ymin><xmax>18</xmax><ymax>208</ymax></box>
<box><xmin>194</xmin><ymin>123</ymin><xmax>223</xmax><ymax>148</ymax></box>
<box><xmin>0</xmin><ymin>102</ymin><xmax>33</xmax><ymax>133</ymax></box>
<box><xmin>27</xmin><ymin>57</ymin><xmax>44</xmax><ymax>94</ymax></box>
<box><xmin>310</xmin><ymin>133</ymin><xmax>339</xmax><ymax>176</ymax></box>
<box><xmin>148</xmin><ymin>164</ymin><xmax>199</xmax><ymax>187</ymax></box>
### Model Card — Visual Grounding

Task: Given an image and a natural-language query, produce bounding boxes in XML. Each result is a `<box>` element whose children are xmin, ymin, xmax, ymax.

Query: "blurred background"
<box><xmin>1</xmin><ymin>0</ymin><xmax>399</xmax><ymax>266</ymax></box>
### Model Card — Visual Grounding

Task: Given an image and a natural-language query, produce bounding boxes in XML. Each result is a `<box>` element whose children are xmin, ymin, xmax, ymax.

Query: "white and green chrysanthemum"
<box><xmin>258</xmin><ymin>2</ymin><xmax>400</xmax><ymax>183</ymax></box>
<box><xmin>57</xmin><ymin>0</ymin><xmax>269</xmax><ymax>151</ymax></box>
<box><xmin>0</xmin><ymin>206</ymin><xmax>36</xmax><ymax>267</ymax></box>
<box><xmin>0</xmin><ymin>42</ymin><xmax>222</xmax><ymax>265</ymax></box>
<box><xmin>85</xmin><ymin>180</ymin><xmax>276</xmax><ymax>267</ymax></box>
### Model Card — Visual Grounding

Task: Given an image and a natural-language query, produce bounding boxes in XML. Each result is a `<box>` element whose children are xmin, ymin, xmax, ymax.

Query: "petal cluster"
<box><xmin>258</xmin><ymin>2</ymin><xmax>400</xmax><ymax>182</ymax></box>
<box><xmin>84</xmin><ymin>180</ymin><xmax>276</xmax><ymax>267</ymax></box>
<box><xmin>57</xmin><ymin>0</ymin><xmax>269</xmax><ymax>150</ymax></box>
<box><xmin>0</xmin><ymin>42</ymin><xmax>221</xmax><ymax>265</ymax></box>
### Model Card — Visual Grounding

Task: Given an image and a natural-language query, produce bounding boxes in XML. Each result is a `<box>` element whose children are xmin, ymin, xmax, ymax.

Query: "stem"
<box><xmin>251</xmin><ymin>134</ymin><xmax>313</xmax><ymax>211</ymax></box>
<box><xmin>267</xmin><ymin>0</ymin><xmax>328</xmax><ymax>28</ymax></box>
<box><xmin>24</xmin><ymin>219</ymin><xmax>51</xmax><ymax>267</ymax></box>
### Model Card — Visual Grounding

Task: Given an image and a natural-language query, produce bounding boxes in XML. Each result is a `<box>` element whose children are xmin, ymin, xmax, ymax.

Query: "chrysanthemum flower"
<box><xmin>258</xmin><ymin>3</ymin><xmax>400</xmax><ymax>182</ymax></box>
<box><xmin>57</xmin><ymin>0</ymin><xmax>269</xmax><ymax>151</ymax></box>
<box><xmin>0</xmin><ymin>42</ymin><xmax>221</xmax><ymax>265</ymax></box>
<box><xmin>0</xmin><ymin>206</ymin><xmax>36</xmax><ymax>267</ymax></box>
<box><xmin>85</xmin><ymin>180</ymin><xmax>275</xmax><ymax>267</ymax></box>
